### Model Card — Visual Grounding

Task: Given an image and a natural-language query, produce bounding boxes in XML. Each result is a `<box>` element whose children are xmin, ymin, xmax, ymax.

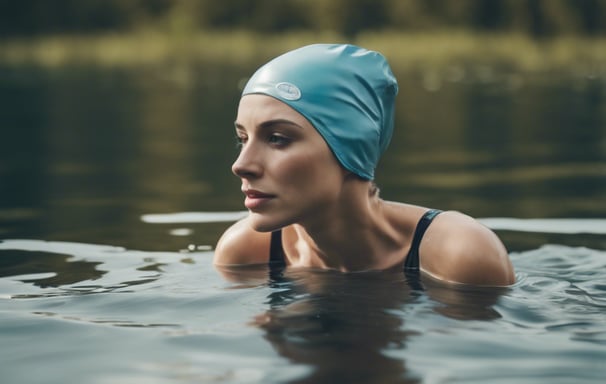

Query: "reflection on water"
<box><xmin>0</xmin><ymin>249</ymin><xmax>104</xmax><ymax>288</ymax></box>
<box><xmin>256</xmin><ymin>270</ymin><xmax>421</xmax><ymax>383</ymax></box>
<box><xmin>0</xmin><ymin>64</ymin><xmax>605</xmax><ymax>253</ymax></box>
<box><xmin>0</xmin><ymin>239</ymin><xmax>605</xmax><ymax>383</ymax></box>
<box><xmin>247</xmin><ymin>268</ymin><xmax>504</xmax><ymax>383</ymax></box>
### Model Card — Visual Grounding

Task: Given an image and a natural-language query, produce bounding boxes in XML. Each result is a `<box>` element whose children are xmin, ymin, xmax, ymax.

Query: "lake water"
<box><xmin>1</xmin><ymin>60</ymin><xmax>605</xmax><ymax>383</ymax></box>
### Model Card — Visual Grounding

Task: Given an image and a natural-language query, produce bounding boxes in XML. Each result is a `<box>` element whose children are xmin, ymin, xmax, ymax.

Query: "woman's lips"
<box><xmin>243</xmin><ymin>189</ymin><xmax>276</xmax><ymax>210</ymax></box>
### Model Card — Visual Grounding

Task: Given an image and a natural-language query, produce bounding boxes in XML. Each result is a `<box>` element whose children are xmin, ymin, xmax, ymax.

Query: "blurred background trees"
<box><xmin>1</xmin><ymin>0</ymin><xmax>604</xmax><ymax>38</ymax></box>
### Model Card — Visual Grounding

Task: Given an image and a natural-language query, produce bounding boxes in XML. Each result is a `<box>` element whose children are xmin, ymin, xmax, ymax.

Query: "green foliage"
<box><xmin>0</xmin><ymin>0</ymin><xmax>604</xmax><ymax>37</ymax></box>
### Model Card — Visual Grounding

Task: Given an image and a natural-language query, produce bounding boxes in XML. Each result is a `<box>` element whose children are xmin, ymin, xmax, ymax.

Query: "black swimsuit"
<box><xmin>269</xmin><ymin>209</ymin><xmax>443</xmax><ymax>272</ymax></box>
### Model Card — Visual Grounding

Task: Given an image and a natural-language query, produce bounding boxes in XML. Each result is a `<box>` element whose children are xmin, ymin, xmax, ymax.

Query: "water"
<box><xmin>1</xmin><ymin>240</ymin><xmax>605</xmax><ymax>383</ymax></box>
<box><xmin>1</xmin><ymin>61</ymin><xmax>605</xmax><ymax>383</ymax></box>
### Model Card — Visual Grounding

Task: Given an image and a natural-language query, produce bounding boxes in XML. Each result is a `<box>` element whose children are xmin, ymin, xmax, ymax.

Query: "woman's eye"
<box><xmin>235</xmin><ymin>135</ymin><xmax>247</xmax><ymax>148</ymax></box>
<box><xmin>268</xmin><ymin>134</ymin><xmax>290</xmax><ymax>147</ymax></box>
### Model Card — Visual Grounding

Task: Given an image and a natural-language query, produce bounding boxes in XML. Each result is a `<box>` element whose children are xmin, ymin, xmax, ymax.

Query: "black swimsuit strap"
<box><xmin>404</xmin><ymin>209</ymin><xmax>443</xmax><ymax>273</ymax></box>
<box><xmin>269</xmin><ymin>229</ymin><xmax>286</xmax><ymax>267</ymax></box>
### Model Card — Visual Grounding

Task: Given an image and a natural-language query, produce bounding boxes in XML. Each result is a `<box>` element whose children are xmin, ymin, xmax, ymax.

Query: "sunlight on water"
<box><xmin>479</xmin><ymin>218</ymin><xmax>606</xmax><ymax>234</ymax></box>
<box><xmin>142</xmin><ymin>211</ymin><xmax>248</xmax><ymax>224</ymax></box>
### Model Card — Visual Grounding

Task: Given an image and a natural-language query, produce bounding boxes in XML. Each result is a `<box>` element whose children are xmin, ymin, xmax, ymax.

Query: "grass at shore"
<box><xmin>1</xmin><ymin>29</ymin><xmax>605</xmax><ymax>74</ymax></box>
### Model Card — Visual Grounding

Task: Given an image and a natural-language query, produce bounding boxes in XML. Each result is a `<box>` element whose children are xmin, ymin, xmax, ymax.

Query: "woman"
<box><xmin>214</xmin><ymin>44</ymin><xmax>515</xmax><ymax>286</ymax></box>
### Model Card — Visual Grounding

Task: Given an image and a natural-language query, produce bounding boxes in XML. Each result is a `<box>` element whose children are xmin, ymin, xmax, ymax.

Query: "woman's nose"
<box><xmin>232</xmin><ymin>143</ymin><xmax>262</xmax><ymax>179</ymax></box>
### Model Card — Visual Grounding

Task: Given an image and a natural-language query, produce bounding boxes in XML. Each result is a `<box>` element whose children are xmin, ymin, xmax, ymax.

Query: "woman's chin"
<box><xmin>248</xmin><ymin>213</ymin><xmax>288</xmax><ymax>233</ymax></box>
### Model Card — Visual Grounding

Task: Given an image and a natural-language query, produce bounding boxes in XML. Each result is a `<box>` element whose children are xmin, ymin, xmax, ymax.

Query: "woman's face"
<box><xmin>233</xmin><ymin>94</ymin><xmax>348</xmax><ymax>232</ymax></box>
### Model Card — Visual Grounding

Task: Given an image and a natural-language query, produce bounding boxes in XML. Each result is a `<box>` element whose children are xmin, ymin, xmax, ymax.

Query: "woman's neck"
<box><xmin>288</xmin><ymin>187</ymin><xmax>403</xmax><ymax>272</ymax></box>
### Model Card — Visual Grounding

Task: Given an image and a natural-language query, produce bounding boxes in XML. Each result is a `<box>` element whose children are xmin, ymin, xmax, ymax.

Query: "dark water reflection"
<box><xmin>249</xmin><ymin>268</ymin><xmax>505</xmax><ymax>383</ymax></box>
<box><xmin>0</xmin><ymin>249</ymin><xmax>104</xmax><ymax>288</ymax></box>
<box><xmin>0</xmin><ymin>64</ymin><xmax>246</xmax><ymax>249</ymax></box>
<box><xmin>1</xmin><ymin>63</ymin><xmax>605</xmax><ymax>258</ymax></box>
<box><xmin>1</xmin><ymin>63</ymin><xmax>604</xmax><ymax>255</ymax></box>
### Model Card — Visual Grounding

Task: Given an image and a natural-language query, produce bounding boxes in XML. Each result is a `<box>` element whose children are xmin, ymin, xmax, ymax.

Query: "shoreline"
<box><xmin>1</xmin><ymin>30</ymin><xmax>605</xmax><ymax>74</ymax></box>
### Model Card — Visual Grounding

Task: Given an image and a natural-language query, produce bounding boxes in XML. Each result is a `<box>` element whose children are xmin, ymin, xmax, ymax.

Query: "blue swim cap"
<box><xmin>242</xmin><ymin>44</ymin><xmax>398</xmax><ymax>180</ymax></box>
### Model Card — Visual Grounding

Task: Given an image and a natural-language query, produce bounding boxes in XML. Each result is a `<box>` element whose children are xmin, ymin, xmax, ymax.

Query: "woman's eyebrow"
<box><xmin>260</xmin><ymin>119</ymin><xmax>303</xmax><ymax>130</ymax></box>
<box><xmin>235</xmin><ymin>119</ymin><xmax>303</xmax><ymax>131</ymax></box>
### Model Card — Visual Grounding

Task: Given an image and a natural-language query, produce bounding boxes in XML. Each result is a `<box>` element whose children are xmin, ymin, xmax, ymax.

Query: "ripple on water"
<box><xmin>1</xmin><ymin>240</ymin><xmax>605</xmax><ymax>383</ymax></box>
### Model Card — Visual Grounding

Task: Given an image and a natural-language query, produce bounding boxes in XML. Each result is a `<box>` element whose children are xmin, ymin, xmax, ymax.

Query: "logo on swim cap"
<box><xmin>275</xmin><ymin>82</ymin><xmax>301</xmax><ymax>101</ymax></box>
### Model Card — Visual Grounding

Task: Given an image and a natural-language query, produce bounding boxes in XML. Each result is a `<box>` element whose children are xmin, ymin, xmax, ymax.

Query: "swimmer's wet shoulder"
<box><xmin>412</xmin><ymin>210</ymin><xmax>515</xmax><ymax>286</ymax></box>
<box><xmin>214</xmin><ymin>216</ymin><xmax>272</xmax><ymax>266</ymax></box>
<box><xmin>214</xmin><ymin>206</ymin><xmax>515</xmax><ymax>286</ymax></box>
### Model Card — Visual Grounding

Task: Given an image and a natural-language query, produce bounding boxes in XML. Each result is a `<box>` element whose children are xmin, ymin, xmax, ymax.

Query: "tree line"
<box><xmin>1</xmin><ymin>0</ymin><xmax>604</xmax><ymax>38</ymax></box>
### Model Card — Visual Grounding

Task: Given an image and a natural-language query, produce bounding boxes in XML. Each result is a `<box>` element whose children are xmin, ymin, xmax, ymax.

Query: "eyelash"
<box><xmin>267</xmin><ymin>134</ymin><xmax>290</xmax><ymax>147</ymax></box>
<box><xmin>234</xmin><ymin>133</ymin><xmax>291</xmax><ymax>149</ymax></box>
<box><xmin>235</xmin><ymin>135</ymin><xmax>247</xmax><ymax>149</ymax></box>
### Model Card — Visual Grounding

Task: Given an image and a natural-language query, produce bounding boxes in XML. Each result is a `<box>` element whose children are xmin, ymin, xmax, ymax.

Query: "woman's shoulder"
<box><xmin>382</xmin><ymin>203</ymin><xmax>514</xmax><ymax>286</ymax></box>
<box><xmin>419</xmin><ymin>210</ymin><xmax>515</xmax><ymax>286</ymax></box>
<box><xmin>213</xmin><ymin>216</ymin><xmax>272</xmax><ymax>266</ymax></box>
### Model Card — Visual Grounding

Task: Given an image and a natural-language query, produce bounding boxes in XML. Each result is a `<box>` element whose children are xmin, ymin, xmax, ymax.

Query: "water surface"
<box><xmin>1</xmin><ymin>239</ymin><xmax>605</xmax><ymax>383</ymax></box>
<box><xmin>1</xmin><ymin>62</ymin><xmax>605</xmax><ymax>383</ymax></box>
